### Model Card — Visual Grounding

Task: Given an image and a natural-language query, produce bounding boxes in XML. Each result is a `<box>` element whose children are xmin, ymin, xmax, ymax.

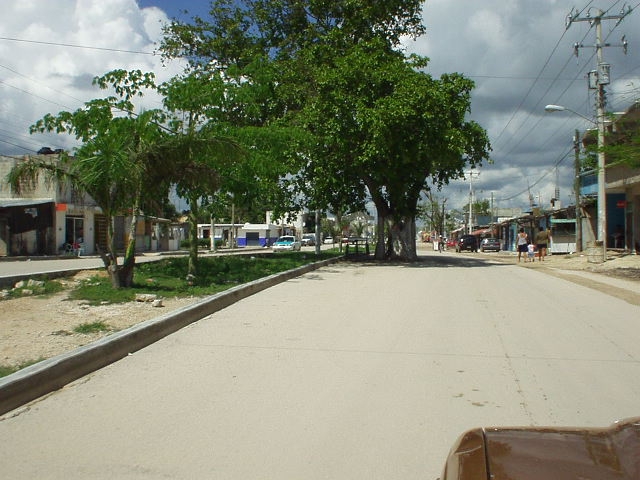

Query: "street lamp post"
<box><xmin>545</xmin><ymin>104</ymin><xmax>606</xmax><ymax>261</ymax></box>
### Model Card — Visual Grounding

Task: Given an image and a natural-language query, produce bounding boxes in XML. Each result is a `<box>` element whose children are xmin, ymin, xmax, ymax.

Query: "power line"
<box><xmin>0</xmin><ymin>63</ymin><xmax>86</xmax><ymax>106</ymax></box>
<box><xmin>0</xmin><ymin>36</ymin><xmax>155</xmax><ymax>55</ymax></box>
<box><xmin>0</xmin><ymin>137</ymin><xmax>40</xmax><ymax>153</ymax></box>
<box><xmin>467</xmin><ymin>74</ymin><xmax>587</xmax><ymax>81</ymax></box>
<box><xmin>496</xmin><ymin>25</ymin><xmax>596</xmax><ymax>158</ymax></box>
<box><xmin>0</xmin><ymin>127</ymin><xmax>53</xmax><ymax>149</ymax></box>
<box><xmin>0</xmin><ymin>79</ymin><xmax>74</xmax><ymax>110</ymax></box>
<box><xmin>491</xmin><ymin>1</ymin><xmax>595</xmax><ymax>149</ymax></box>
<box><xmin>495</xmin><ymin>148</ymin><xmax>573</xmax><ymax>202</ymax></box>
<box><xmin>491</xmin><ymin>1</ymin><xmax>636</xmax><ymax>209</ymax></box>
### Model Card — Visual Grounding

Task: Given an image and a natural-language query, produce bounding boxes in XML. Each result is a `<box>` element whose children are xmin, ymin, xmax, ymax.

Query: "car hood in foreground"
<box><xmin>441</xmin><ymin>417</ymin><xmax>640</xmax><ymax>480</ymax></box>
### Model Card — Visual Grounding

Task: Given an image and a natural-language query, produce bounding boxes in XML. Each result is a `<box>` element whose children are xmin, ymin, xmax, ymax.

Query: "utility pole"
<box><xmin>490</xmin><ymin>192</ymin><xmax>495</xmax><ymax>222</ymax></box>
<box><xmin>315</xmin><ymin>209</ymin><xmax>321</xmax><ymax>255</ymax></box>
<box><xmin>441</xmin><ymin>198</ymin><xmax>447</xmax><ymax>239</ymax></box>
<box><xmin>574</xmin><ymin>130</ymin><xmax>582</xmax><ymax>252</ymax></box>
<box><xmin>566</xmin><ymin>5</ymin><xmax>631</xmax><ymax>260</ymax></box>
<box><xmin>229</xmin><ymin>200</ymin><xmax>235</xmax><ymax>249</ymax></box>
<box><xmin>466</xmin><ymin>169</ymin><xmax>479</xmax><ymax>234</ymax></box>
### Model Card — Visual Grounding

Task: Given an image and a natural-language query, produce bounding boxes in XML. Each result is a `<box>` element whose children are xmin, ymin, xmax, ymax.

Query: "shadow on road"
<box><xmin>340</xmin><ymin>252</ymin><xmax>512</xmax><ymax>270</ymax></box>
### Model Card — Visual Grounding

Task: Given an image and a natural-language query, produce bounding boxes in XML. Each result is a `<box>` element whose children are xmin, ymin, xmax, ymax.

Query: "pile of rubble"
<box><xmin>1</xmin><ymin>279</ymin><xmax>46</xmax><ymax>299</ymax></box>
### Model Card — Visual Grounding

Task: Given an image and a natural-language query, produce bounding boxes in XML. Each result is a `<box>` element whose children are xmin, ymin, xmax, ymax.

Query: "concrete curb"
<box><xmin>0</xmin><ymin>256</ymin><xmax>342</xmax><ymax>416</ymax></box>
<box><xmin>0</xmin><ymin>268</ymin><xmax>95</xmax><ymax>289</ymax></box>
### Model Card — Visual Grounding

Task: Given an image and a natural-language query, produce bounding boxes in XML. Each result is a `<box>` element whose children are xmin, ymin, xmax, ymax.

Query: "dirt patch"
<box><xmin>1</xmin><ymin>271</ymin><xmax>200</xmax><ymax>369</ymax></box>
<box><xmin>542</xmin><ymin>251</ymin><xmax>640</xmax><ymax>280</ymax></box>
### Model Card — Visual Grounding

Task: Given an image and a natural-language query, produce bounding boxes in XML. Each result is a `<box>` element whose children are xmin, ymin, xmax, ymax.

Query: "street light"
<box><xmin>545</xmin><ymin>104</ymin><xmax>606</xmax><ymax>261</ymax></box>
<box><xmin>544</xmin><ymin>104</ymin><xmax>594</xmax><ymax>123</ymax></box>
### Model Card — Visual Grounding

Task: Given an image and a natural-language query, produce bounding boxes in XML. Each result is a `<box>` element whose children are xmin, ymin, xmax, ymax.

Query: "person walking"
<box><xmin>535</xmin><ymin>226</ymin><xmax>551</xmax><ymax>262</ymax></box>
<box><xmin>517</xmin><ymin>227</ymin><xmax>528</xmax><ymax>263</ymax></box>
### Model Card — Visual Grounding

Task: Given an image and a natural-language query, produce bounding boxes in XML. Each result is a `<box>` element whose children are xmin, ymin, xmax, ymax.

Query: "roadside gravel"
<box><xmin>1</xmin><ymin>270</ymin><xmax>201</xmax><ymax>369</ymax></box>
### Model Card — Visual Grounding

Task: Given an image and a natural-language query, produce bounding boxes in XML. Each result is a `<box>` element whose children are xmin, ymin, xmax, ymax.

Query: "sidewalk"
<box><xmin>517</xmin><ymin>250</ymin><xmax>640</xmax><ymax>296</ymax></box>
<box><xmin>418</xmin><ymin>243</ymin><xmax>640</xmax><ymax>298</ymax></box>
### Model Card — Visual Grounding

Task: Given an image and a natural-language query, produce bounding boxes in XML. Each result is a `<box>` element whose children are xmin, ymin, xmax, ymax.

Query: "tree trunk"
<box><xmin>187</xmin><ymin>196</ymin><xmax>199</xmax><ymax>280</ymax></box>
<box><xmin>95</xmin><ymin>211</ymin><xmax>126</xmax><ymax>288</ymax></box>
<box><xmin>105</xmin><ymin>257</ymin><xmax>135</xmax><ymax>288</ymax></box>
<box><xmin>374</xmin><ymin>213</ymin><xmax>386</xmax><ymax>260</ymax></box>
<box><xmin>387</xmin><ymin>216</ymin><xmax>418</xmax><ymax>261</ymax></box>
<box><xmin>119</xmin><ymin>235</ymin><xmax>137</xmax><ymax>288</ymax></box>
<box><xmin>368</xmin><ymin>185</ymin><xmax>419</xmax><ymax>261</ymax></box>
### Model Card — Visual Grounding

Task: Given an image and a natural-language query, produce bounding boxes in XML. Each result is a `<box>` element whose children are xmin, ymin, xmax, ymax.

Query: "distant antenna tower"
<box><xmin>527</xmin><ymin>179</ymin><xmax>534</xmax><ymax>209</ymax></box>
<box><xmin>466</xmin><ymin>169</ymin><xmax>480</xmax><ymax>233</ymax></box>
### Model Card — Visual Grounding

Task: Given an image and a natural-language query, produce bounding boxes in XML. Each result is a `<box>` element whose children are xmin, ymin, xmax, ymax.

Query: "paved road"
<box><xmin>1</xmin><ymin>250</ymin><xmax>639</xmax><ymax>479</ymax></box>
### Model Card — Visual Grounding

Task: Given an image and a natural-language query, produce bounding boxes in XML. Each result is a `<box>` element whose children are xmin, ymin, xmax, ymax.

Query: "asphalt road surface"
<box><xmin>1</xmin><ymin>250</ymin><xmax>639</xmax><ymax>479</ymax></box>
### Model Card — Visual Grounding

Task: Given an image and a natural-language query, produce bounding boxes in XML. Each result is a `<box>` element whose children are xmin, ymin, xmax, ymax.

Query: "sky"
<box><xmin>1</xmin><ymin>0</ymin><xmax>639</xmax><ymax>214</ymax></box>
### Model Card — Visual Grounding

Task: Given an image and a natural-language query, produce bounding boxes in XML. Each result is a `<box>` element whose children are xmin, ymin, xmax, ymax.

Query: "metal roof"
<box><xmin>0</xmin><ymin>198</ymin><xmax>54</xmax><ymax>208</ymax></box>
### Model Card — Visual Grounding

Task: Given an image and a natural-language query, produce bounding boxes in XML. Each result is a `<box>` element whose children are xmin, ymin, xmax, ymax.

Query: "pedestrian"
<box><xmin>527</xmin><ymin>243</ymin><xmax>536</xmax><ymax>262</ymax></box>
<box><xmin>517</xmin><ymin>227</ymin><xmax>528</xmax><ymax>263</ymax></box>
<box><xmin>535</xmin><ymin>226</ymin><xmax>551</xmax><ymax>262</ymax></box>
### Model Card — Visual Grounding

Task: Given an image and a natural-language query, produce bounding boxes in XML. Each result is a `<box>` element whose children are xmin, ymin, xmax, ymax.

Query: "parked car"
<box><xmin>300</xmin><ymin>234</ymin><xmax>316</xmax><ymax>246</ymax></box>
<box><xmin>440</xmin><ymin>416</ymin><xmax>640</xmax><ymax>480</ymax></box>
<box><xmin>323</xmin><ymin>236</ymin><xmax>335</xmax><ymax>244</ymax></box>
<box><xmin>480</xmin><ymin>237</ymin><xmax>501</xmax><ymax>252</ymax></box>
<box><xmin>342</xmin><ymin>236</ymin><xmax>366</xmax><ymax>245</ymax></box>
<box><xmin>271</xmin><ymin>235</ymin><xmax>301</xmax><ymax>252</ymax></box>
<box><xmin>455</xmin><ymin>235</ymin><xmax>478</xmax><ymax>252</ymax></box>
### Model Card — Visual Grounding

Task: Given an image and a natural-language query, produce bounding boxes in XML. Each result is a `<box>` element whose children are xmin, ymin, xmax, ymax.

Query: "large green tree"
<box><xmin>153</xmin><ymin>69</ymin><xmax>244</xmax><ymax>278</ymax></box>
<box><xmin>300</xmin><ymin>39</ymin><xmax>490</xmax><ymax>259</ymax></box>
<box><xmin>97</xmin><ymin>69</ymin><xmax>290</xmax><ymax>280</ymax></box>
<box><xmin>159</xmin><ymin>0</ymin><xmax>490</xmax><ymax>260</ymax></box>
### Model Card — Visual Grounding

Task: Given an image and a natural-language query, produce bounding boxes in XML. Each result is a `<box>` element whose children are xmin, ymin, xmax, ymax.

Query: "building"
<box><xmin>1</xmin><ymin>153</ymin><xmax>183</xmax><ymax>257</ymax></box>
<box><xmin>582</xmin><ymin>100</ymin><xmax>640</xmax><ymax>253</ymax></box>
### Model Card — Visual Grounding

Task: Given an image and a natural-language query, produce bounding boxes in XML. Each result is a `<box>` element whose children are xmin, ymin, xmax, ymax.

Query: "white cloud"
<box><xmin>0</xmin><ymin>0</ymin><xmax>183</xmax><ymax>154</ymax></box>
<box><xmin>408</xmin><ymin>0</ymin><xmax>640</xmax><ymax>211</ymax></box>
<box><xmin>2</xmin><ymin>0</ymin><xmax>638</xmax><ymax>214</ymax></box>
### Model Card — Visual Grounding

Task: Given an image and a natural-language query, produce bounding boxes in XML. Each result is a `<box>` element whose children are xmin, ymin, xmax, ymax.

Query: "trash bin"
<box><xmin>586</xmin><ymin>241</ymin><xmax>604</xmax><ymax>264</ymax></box>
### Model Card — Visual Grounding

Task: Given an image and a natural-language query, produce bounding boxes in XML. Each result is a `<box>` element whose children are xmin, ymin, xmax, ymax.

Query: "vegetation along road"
<box><xmin>1</xmin><ymin>249</ymin><xmax>638</xmax><ymax>479</ymax></box>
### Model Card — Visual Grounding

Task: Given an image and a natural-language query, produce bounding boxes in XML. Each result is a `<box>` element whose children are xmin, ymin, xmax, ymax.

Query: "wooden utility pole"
<box><xmin>566</xmin><ymin>5</ymin><xmax>631</xmax><ymax>259</ymax></box>
<box><xmin>574</xmin><ymin>130</ymin><xmax>582</xmax><ymax>252</ymax></box>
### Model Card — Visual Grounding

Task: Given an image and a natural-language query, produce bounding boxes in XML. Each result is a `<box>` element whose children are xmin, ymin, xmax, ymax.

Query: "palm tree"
<box><xmin>9</xmin><ymin>106</ymin><xmax>167</xmax><ymax>287</ymax></box>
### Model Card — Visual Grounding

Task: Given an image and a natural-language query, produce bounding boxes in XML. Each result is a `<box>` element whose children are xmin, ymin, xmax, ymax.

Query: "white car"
<box><xmin>271</xmin><ymin>235</ymin><xmax>302</xmax><ymax>251</ymax></box>
<box><xmin>300</xmin><ymin>234</ymin><xmax>316</xmax><ymax>246</ymax></box>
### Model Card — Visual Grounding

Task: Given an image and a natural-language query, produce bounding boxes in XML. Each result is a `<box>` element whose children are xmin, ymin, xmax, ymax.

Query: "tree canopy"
<box><xmin>159</xmin><ymin>0</ymin><xmax>491</xmax><ymax>261</ymax></box>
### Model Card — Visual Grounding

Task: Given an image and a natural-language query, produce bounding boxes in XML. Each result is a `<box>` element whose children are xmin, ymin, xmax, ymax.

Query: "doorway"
<box><xmin>65</xmin><ymin>216</ymin><xmax>84</xmax><ymax>244</ymax></box>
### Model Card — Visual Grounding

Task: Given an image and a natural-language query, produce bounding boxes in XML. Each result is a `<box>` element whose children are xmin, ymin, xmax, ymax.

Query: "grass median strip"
<box><xmin>68</xmin><ymin>251</ymin><xmax>342</xmax><ymax>304</ymax></box>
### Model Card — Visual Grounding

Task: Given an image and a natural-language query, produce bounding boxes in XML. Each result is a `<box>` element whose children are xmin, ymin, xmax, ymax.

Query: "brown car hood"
<box><xmin>442</xmin><ymin>417</ymin><xmax>640</xmax><ymax>480</ymax></box>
